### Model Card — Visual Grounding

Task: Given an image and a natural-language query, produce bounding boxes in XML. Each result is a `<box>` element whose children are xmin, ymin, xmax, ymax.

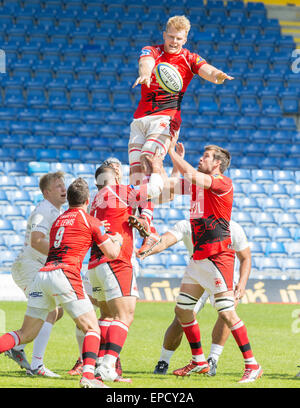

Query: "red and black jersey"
<box><xmin>88</xmin><ymin>183</ymin><xmax>150</xmax><ymax>269</ymax></box>
<box><xmin>134</xmin><ymin>44</ymin><xmax>207</xmax><ymax>130</ymax></box>
<box><xmin>181</xmin><ymin>174</ymin><xmax>234</xmax><ymax>259</ymax></box>
<box><xmin>40</xmin><ymin>208</ymin><xmax>110</xmax><ymax>279</ymax></box>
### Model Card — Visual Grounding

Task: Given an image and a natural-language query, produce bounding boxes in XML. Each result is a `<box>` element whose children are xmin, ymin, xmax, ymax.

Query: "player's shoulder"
<box><xmin>35</xmin><ymin>199</ymin><xmax>57</xmax><ymax>217</ymax></box>
<box><xmin>230</xmin><ymin>220</ymin><xmax>246</xmax><ymax>240</ymax></box>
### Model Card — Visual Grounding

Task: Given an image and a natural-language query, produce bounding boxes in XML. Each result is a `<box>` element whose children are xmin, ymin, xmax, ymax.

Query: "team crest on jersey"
<box><xmin>212</xmin><ymin>174</ymin><xmax>223</xmax><ymax>179</ymax></box>
<box><xmin>215</xmin><ymin>278</ymin><xmax>223</xmax><ymax>288</ymax></box>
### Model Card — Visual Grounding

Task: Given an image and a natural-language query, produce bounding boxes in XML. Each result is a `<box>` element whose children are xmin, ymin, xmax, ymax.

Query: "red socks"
<box><xmin>181</xmin><ymin>320</ymin><xmax>206</xmax><ymax>364</ymax></box>
<box><xmin>0</xmin><ymin>331</ymin><xmax>20</xmax><ymax>353</ymax></box>
<box><xmin>82</xmin><ymin>331</ymin><xmax>100</xmax><ymax>380</ymax></box>
<box><xmin>231</xmin><ymin>320</ymin><xmax>258</xmax><ymax>368</ymax></box>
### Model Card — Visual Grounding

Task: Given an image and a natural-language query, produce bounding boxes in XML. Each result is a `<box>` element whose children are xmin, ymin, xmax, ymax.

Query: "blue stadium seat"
<box><xmin>142</xmin><ymin>253</ymin><xmax>167</xmax><ymax>270</ymax></box>
<box><xmin>255</xmin><ymin>212</ymin><xmax>278</xmax><ymax>228</ymax></box>
<box><xmin>287</xmin><ymin>184</ymin><xmax>300</xmax><ymax>199</ymax></box>
<box><xmin>1</xmin><ymin>135</ymin><xmax>23</xmax><ymax>149</ymax></box>
<box><xmin>70</xmin><ymin>137</ymin><xmax>90</xmax><ymax>151</ymax></box>
<box><xmin>277</xmin><ymin>117</ymin><xmax>297</xmax><ymax>131</ymax></box>
<box><xmin>16</xmin><ymin>176</ymin><xmax>39</xmax><ymax>191</ymax></box>
<box><xmin>0</xmin><ymin>249</ymin><xmax>16</xmax><ymax>267</ymax></box>
<box><xmin>28</xmin><ymin>161</ymin><xmax>50</xmax><ymax>176</ymax></box>
<box><xmin>59</xmin><ymin>150</ymin><xmax>81</xmax><ymax>163</ymax></box>
<box><xmin>281</xmin><ymin>158</ymin><xmax>299</xmax><ymax>171</ymax></box>
<box><xmin>47</xmin><ymin>136</ymin><xmax>69</xmax><ymax>150</ymax></box>
<box><xmin>270</xmin><ymin>227</ymin><xmax>293</xmax><ymax>242</ymax></box>
<box><xmin>235</xmin><ymin>197</ymin><xmax>261</xmax><ymax>212</ymax></box>
<box><xmin>36</xmin><ymin>149</ymin><xmax>58</xmax><ymax>163</ymax></box>
<box><xmin>242</xmin><ymin>183</ymin><xmax>267</xmax><ymax>198</ymax></box>
<box><xmin>259</xmin><ymin>197</ymin><xmax>284</xmax><ymax>213</ymax></box>
<box><xmin>50</xmin><ymin>162</ymin><xmax>74</xmax><ymax>177</ymax></box>
<box><xmin>248</xmin><ymin>241</ymin><xmax>264</xmax><ymax>257</ymax></box>
<box><xmin>265</xmin><ymin>144</ymin><xmax>287</xmax><ymax>159</ymax></box>
<box><xmin>0</xmin><ymin>191</ymin><xmax>10</xmax><ymax>205</ymax></box>
<box><xmin>232</xmin><ymin>211</ymin><xmax>255</xmax><ymax>227</ymax></box>
<box><xmin>275</xmin><ymin>213</ymin><xmax>298</xmax><ymax>228</ymax></box>
<box><xmin>244</xmin><ymin>143</ymin><xmax>266</xmax><ymax>157</ymax></box>
<box><xmin>73</xmin><ymin>163</ymin><xmax>96</xmax><ymax>178</ymax></box>
<box><xmin>229</xmin><ymin>168</ymin><xmax>252</xmax><ymax>183</ymax></box>
<box><xmin>0</xmin><ymin>218</ymin><xmax>15</xmax><ymax>234</ymax></box>
<box><xmin>265</xmin><ymin>184</ymin><xmax>289</xmax><ymax>199</ymax></box>
<box><xmin>250</xmin><ymin>226</ymin><xmax>271</xmax><ymax>241</ymax></box>
<box><xmin>251</xmin><ymin>169</ymin><xmax>274</xmax><ymax>184</ymax></box>
<box><xmin>265</xmin><ymin>241</ymin><xmax>287</xmax><ymax>257</ymax></box>
<box><xmin>281</xmin><ymin>97</ymin><xmax>299</xmax><ymax>115</ymax></box>
<box><xmin>273</xmin><ymin>170</ymin><xmax>295</xmax><ymax>185</ymax></box>
<box><xmin>167</xmin><ymin>254</ymin><xmax>189</xmax><ymax>269</ymax></box>
<box><xmin>282</xmin><ymin>198</ymin><xmax>300</xmax><ymax>213</ymax></box>
<box><xmin>2</xmin><ymin>205</ymin><xmax>25</xmax><ymax>220</ymax></box>
<box><xmin>8</xmin><ymin>190</ymin><xmax>32</xmax><ymax>205</ymax></box>
<box><xmin>286</xmin><ymin>243</ymin><xmax>300</xmax><ymax>258</ymax></box>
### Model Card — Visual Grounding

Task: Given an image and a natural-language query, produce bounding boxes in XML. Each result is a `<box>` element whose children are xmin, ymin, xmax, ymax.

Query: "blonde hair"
<box><xmin>39</xmin><ymin>171</ymin><xmax>65</xmax><ymax>193</ymax></box>
<box><xmin>166</xmin><ymin>15</ymin><xmax>191</xmax><ymax>36</ymax></box>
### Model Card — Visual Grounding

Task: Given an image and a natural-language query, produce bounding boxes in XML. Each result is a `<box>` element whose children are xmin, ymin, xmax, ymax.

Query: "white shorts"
<box><xmin>11</xmin><ymin>258</ymin><xmax>44</xmax><ymax>298</ymax></box>
<box><xmin>26</xmin><ymin>269</ymin><xmax>94</xmax><ymax>320</ymax></box>
<box><xmin>182</xmin><ymin>258</ymin><xmax>233</xmax><ymax>296</ymax></box>
<box><xmin>130</xmin><ymin>115</ymin><xmax>176</xmax><ymax>145</ymax></box>
<box><xmin>88</xmin><ymin>261</ymin><xmax>139</xmax><ymax>303</ymax></box>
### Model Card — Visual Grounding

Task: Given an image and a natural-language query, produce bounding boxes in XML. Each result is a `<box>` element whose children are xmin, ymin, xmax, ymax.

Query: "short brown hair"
<box><xmin>39</xmin><ymin>171</ymin><xmax>65</xmax><ymax>193</ymax></box>
<box><xmin>95</xmin><ymin>165</ymin><xmax>116</xmax><ymax>190</ymax></box>
<box><xmin>205</xmin><ymin>145</ymin><xmax>231</xmax><ymax>173</ymax></box>
<box><xmin>67</xmin><ymin>177</ymin><xmax>90</xmax><ymax>207</ymax></box>
<box><xmin>166</xmin><ymin>15</ymin><xmax>191</xmax><ymax>36</ymax></box>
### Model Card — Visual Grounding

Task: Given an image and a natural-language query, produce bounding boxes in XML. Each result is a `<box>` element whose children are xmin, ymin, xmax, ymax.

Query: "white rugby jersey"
<box><xmin>17</xmin><ymin>199</ymin><xmax>62</xmax><ymax>265</ymax></box>
<box><xmin>168</xmin><ymin>219</ymin><xmax>249</xmax><ymax>278</ymax></box>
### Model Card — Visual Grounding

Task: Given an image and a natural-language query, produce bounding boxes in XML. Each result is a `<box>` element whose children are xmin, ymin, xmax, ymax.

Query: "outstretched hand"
<box><xmin>214</xmin><ymin>71</ymin><xmax>234</xmax><ymax>84</ymax></box>
<box><xmin>132</xmin><ymin>75</ymin><xmax>151</xmax><ymax>88</ymax></box>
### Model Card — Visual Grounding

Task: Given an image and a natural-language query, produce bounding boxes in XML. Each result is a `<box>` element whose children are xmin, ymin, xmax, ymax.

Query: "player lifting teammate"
<box><xmin>128</xmin><ymin>15</ymin><xmax>233</xmax><ymax>257</ymax></box>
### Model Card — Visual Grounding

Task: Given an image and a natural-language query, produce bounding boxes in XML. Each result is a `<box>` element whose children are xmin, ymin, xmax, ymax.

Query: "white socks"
<box><xmin>159</xmin><ymin>347</ymin><xmax>175</xmax><ymax>364</ymax></box>
<box><xmin>31</xmin><ymin>321</ymin><xmax>53</xmax><ymax>370</ymax></box>
<box><xmin>75</xmin><ymin>326</ymin><xmax>85</xmax><ymax>361</ymax></box>
<box><xmin>208</xmin><ymin>343</ymin><xmax>224</xmax><ymax>363</ymax></box>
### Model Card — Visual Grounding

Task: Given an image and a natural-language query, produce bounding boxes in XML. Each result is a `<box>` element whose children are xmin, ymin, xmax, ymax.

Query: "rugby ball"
<box><xmin>155</xmin><ymin>62</ymin><xmax>183</xmax><ymax>94</ymax></box>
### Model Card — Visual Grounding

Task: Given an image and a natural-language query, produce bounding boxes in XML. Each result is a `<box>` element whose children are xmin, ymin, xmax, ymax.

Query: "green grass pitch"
<box><xmin>0</xmin><ymin>301</ymin><xmax>299</xmax><ymax>389</ymax></box>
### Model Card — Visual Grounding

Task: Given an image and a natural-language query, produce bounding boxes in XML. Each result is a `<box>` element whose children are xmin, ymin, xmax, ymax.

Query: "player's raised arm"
<box><xmin>132</xmin><ymin>56</ymin><xmax>155</xmax><ymax>88</ymax></box>
<box><xmin>138</xmin><ymin>232</ymin><xmax>178</xmax><ymax>259</ymax></box>
<box><xmin>168</xmin><ymin>137</ymin><xmax>212</xmax><ymax>189</ymax></box>
<box><xmin>198</xmin><ymin>63</ymin><xmax>234</xmax><ymax>84</ymax></box>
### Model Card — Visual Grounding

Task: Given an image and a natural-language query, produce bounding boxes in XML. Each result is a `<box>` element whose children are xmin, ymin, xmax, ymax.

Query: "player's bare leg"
<box><xmin>154</xmin><ymin>316</ymin><xmax>184</xmax><ymax>374</ymax></box>
<box><xmin>28</xmin><ymin>307</ymin><xmax>64</xmax><ymax>377</ymax></box>
<box><xmin>173</xmin><ymin>283</ymin><xmax>209</xmax><ymax>377</ymax></box>
<box><xmin>206</xmin><ymin>297</ymin><xmax>240</xmax><ymax>376</ymax></box>
<box><xmin>214</xmin><ymin>290</ymin><xmax>262</xmax><ymax>383</ymax></box>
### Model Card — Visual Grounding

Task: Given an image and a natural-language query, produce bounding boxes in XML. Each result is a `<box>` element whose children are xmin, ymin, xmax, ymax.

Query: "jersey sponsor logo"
<box><xmin>140</xmin><ymin>49</ymin><xmax>151</xmax><ymax>57</ymax></box>
<box><xmin>29</xmin><ymin>291</ymin><xmax>43</xmax><ymax>298</ymax></box>
<box><xmin>196</xmin><ymin>56</ymin><xmax>205</xmax><ymax>65</ymax></box>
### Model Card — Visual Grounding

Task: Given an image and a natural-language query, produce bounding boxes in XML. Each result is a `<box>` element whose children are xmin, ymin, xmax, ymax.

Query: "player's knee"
<box><xmin>176</xmin><ymin>292</ymin><xmax>198</xmax><ymax>311</ymax></box>
<box><xmin>128</xmin><ymin>145</ymin><xmax>142</xmax><ymax>169</ymax></box>
<box><xmin>214</xmin><ymin>296</ymin><xmax>235</xmax><ymax>314</ymax></box>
